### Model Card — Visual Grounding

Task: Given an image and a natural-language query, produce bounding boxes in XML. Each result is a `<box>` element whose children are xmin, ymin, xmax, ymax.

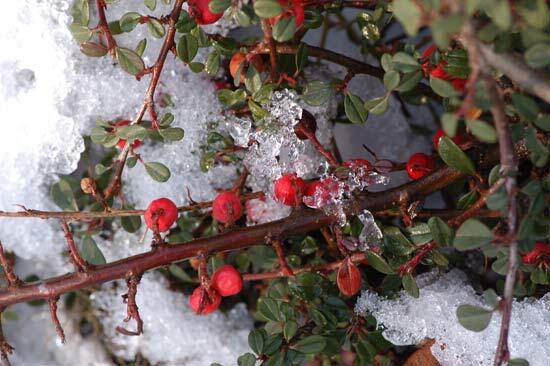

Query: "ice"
<box><xmin>357</xmin><ymin>210</ymin><xmax>382</xmax><ymax>250</ymax></box>
<box><xmin>355</xmin><ymin>269</ymin><xmax>550</xmax><ymax>366</ymax></box>
<box><xmin>246</xmin><ymin>196</ymin><xmax>292</xmax><ymax>225</ymax></box>
<box><xmin>91</xmin><ymin>272</ymin><xmax>252</xmax><ymax>365</ymax></box>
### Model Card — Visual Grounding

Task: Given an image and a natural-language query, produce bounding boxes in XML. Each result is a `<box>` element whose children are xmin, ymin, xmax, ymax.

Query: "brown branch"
<box><xmin>115</xmin><ymin>274</ymin><xmax>143</xmax><ymax>336</ymax></box>
<box><xmin>0</xmin><ymin>243</ymin><xmax>21</xmax><ymax>289</ymax></box>
<box><xmin>0</xmin><ymin>192</ymin><xmax>264</xmax><ymax>221</ymax></box>
<box><xmin>476</xmin><ymin>41</ymin><xmax>550</xmax><ymax>104</ymax></box>
<box><xmin>263</xmin><ymin>43</ymin><xmax>439</xmax><ymax>99</ymax></box>
<box><xmin>0</xmin><ymin>142</ymin><xmax>528</xmax><ymax>308</ymax></box>
<box><xmin>243</xmin><ymin>252</ymin><xmax>366</xmax><ymax>281</ymax></box>
<box><xmin>62</xmin><ymin>222</ymin><xmax>92</xmax><ymax>272</ymax></box>
<box><xmin>260</xmin><ymin>20</ymin><xmax>278</xmax><ymax>81</ymax></box>
<box><xmin>103</xmin><ymin>0</ymin><xmax>185</xmax><ymax>200</ymax></box>
<box><xmin>95</xmin><ymin>0</ymin><xmax>117</xmax><ymax>55</ymax></box>
<box><xmin>270</xmin><ymin>239</ymin><xmax>294</xmax><ymax>276</ymax></box>
<box><xmin>375</xmin><ymin>208</ymin><xmax>501</xmax><ymax>220</ymax></box>
<box><xmin>48</xmin><ymin>298</ymin><xmax>66</xmax><ymax>343</ymax></box>
<box><xmin>484</xmin><ymin>76</ymin><xmax>519</xmax><ymax>366</ymax></box>
<box><xmin>0</xmin><ymin>310</ymin><xmax>13</xmax><ymax>366</ymax></box>
<box><xmin>397</xmin><ymin>241</ymin><xmax>437</xmax><ymax>275</ymax></box>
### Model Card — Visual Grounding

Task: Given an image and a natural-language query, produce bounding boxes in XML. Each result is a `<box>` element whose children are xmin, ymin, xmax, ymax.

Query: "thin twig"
<box><xmin>0</xmin><ymin>309</ymin><xmax>13</xmax><ymax>366</ymax></box>
<box><xmin>260</xmin><ymin>20</ymin><xmax>278</xmax><ymax>81</ymax></box>
<box><xmin>484</xmin><ymin>76</ymin><xmax>519</xmax><ymax>366</ymax></box>
<box><xmin>48</xmin><ymin>298</ymin><xmax>66</xmax><ymax>343</ymax></box>
<box><xmin>0</xmin><ymin>192</ymin><xmax>264</xmax><ymax>221</ymax></box>
<box><xmin>95</xmin><ymin>0</ymin><xmax>117</xmax><ymax>56</ymax></box>
<box><xmin>0</xmin><ymin>243</ymin><xmax>21</xmax><ymax>289</ymax></box>
<box><xmin>270</xmin><ymin>239</ymin><xmax>294</xmax><ymax>276</ymax></box>
<box><xmin>115</xmin><ymin>274</ymin><xmax>143</xmax><ymax>336</ymax></box>
<box><xmin>61</xmin><ymin>222</ymin><xmax>92</xmax><ymax>272</ymax></box>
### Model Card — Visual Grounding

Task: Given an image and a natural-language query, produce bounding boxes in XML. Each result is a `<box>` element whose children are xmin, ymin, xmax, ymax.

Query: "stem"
<box><xmin>62</xmin><ymin>222</ymin><xmax>92</xmax><ymax>272</ymax></box>
<box><xmin>95</xmin><ymin>0</ymin><xmax>117</xmax><ymax>55</ymax></box>
<box><xmin>398</xmin><ymin>241</ymin><xmax>436</xmax><ymax>275</ymax></box>
<box><xmin>103</xmin><ymin>0</ymin><xmax>185</xmax><ymax>200</ymax></box>
<box><xmin>48</xmin><ymin>298</ymin><xmax>66</xmax><ymax>343</ymax></box>
<box><xmin>0</xmin><ymin>244</ymin><xmax>21</xmax><ymax>289</ymax></box>
<box><xmin>485</xmin><ymin>76</ymin><xmax>519</xmax><ymax>366</ymax></box>
<box><xmin>0</xmin><ymin>192</ymin><xmax>264</xmax><ymax>221</ymax></box>
<box><xmin>260</xmin><ymin>20</ymin><xmax>278</xmax><ymax>81</ymax></box>
<box><xmin>243</xmin><ymin>252</ymin><xmax>366</xmax><ymax>281</ymax></box>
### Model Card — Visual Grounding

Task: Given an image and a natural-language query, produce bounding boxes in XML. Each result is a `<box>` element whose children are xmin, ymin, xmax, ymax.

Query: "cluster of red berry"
<box><xmin>189</xmin><ymin>265</ymin><xmax>243</xmax><ymax>315</ymax></box>
<box><xmin>421</xmin><ymin>45</ymin><xmax>467</xmax><ymax>93</ymax></box>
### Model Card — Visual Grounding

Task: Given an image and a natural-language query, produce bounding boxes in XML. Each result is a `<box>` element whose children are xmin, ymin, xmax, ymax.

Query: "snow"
<box><xmin>355</xmin><ymin>269</ymin><xmax>550</xmax><ymax>366</ymax></box>
<box><xmin>91</xmin><ymin>272</ymin><xmax>253</xmax><ymax>365</ymax></box>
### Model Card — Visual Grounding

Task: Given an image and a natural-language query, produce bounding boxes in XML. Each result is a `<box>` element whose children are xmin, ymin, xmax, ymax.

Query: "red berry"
<box><xmin>522</xmin><ymin>242</ymin><xmax>550</xmax><ymax>264</ymax></box>
<box><xmin>274</xmin><ymin>173</ymin><xmax>306</xmax><ymax>206</ymax></box>
<box><xmin>211</xmin><ymin>265</ymin><xmax>243</xmax><ymax>296</ymax></box>
<box><xmin>212</xmin><ymin>191</ymin><xmax>242</xmax><ymax>224</ymax></box>
<box><xmin>342</xmin><ymin>159</ymin><xmax>373</xmax><ymax>171</ymax></box>
<box><xmin>430</xmin><ymin>62</ymin><xmax>452</xmax><ymax>80</ymax></box>
<box><xmin>452</xmin><ymin>78</ymin><xmax>467</xmax><ymax>93</ymax></box>
<box><xmin>406</xmin><ymin>153</ymin><xmax>435</xmax><ymax>180</ymax></box>
<box><xmin>229</xmin><ymin>52</ymin><xmax>265</xmax><ymax>84</ymax></box>
<box><xmin>114</xmin><ymin>120</ymin><xmax>143</xmax><ymax>150</ymax></box>
<box><xmin>188</xmin><ymin>0</ymin><xmax>223</xmax><ymax>25</ymax></box>
<box><xmin>433</xmin><ymin>128</ymin><xmax>465</xmax><ymax>150</ymax></box>
<box><xmin>269</xmin><ymin>0</ymin><xmax>305</xmax><ymax>28</ymax></box>
<box><xmin>421</xmin><ymin>44</ymin><xmax>437</xmax><ymax>59</ymax></box>
<box><xmin>303</xmin><ymin>177</ymin><xmax>339</xmax><ymax>208</ymax></box>
<box><xmin>144</xmin><ymin>198</ymin><xmax>179</xmax><ymax>232</ymax></box>
<box><xmin>337</xmin><ymin>258</ymin><xmax>361</xmax><ymax>296</ymax></box>
<box><xmin>189</xmin><ymin>287</ymin><xmax>221</xmax><ymax>315</ymax></box>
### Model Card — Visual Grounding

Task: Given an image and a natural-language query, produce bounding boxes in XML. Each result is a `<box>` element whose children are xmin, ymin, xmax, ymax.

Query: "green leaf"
<box><xmin>248</xmin><ymin>329</ymin><xmax>266</xmax><ymax>355</ymax></box>
<box><xmin>525</xmin><ymin>126</ymin><xmax>549</xmax><ymax>167</ymax></box>
<box><xmin>431</xmin><ymin>15</ymin><xmax>464</xmax><ymax>48</ymax></box>
<box><xmin>483</xmin><ymin>289</ymin><xmax>499</xmax><ymax>308</ymax></box>
<box><xmin>209</xmin><ymin>0</ymin><xmax>231</xmax><ymax>14</ymax></box>
<box><xmin>486</xmin><ymin>0</ymin><xmax>511</xmax><ymax>30</ymax></box>
<box><xmin>456</xmin><ymin>304</ymin><xmax>493</xmax><ymax>332</ymax></box>
<box><xmin>120</xmin><ymin>12</ymin><xmax>142</xmax><ymax>32</ymax></box>
<box><xmin>80</xmin><ymin>236</ymin><xmax>107</xmax><ymax>265</ymax></box>
<box><xmin>159</xmin><ymin>113</ymin><xmax>175</xmax><ymax>127</ymax></box>
<box><xmin>364</xmin><ymin>96</ymin><xmax>389</xmax><ymax>115</ymax></box>
<box><xmin>135</xmin><ymin>38</ymin><xmax>147</xmax><ymax>56</ymax></box>
<box><xmin>303</xmin><ymin>81</ymin><xmax>333</xmax><ymax>106</ymax></box>
<box><xmin>121</xmin><ymin>212</ymin><xmax>142</xmax><ymax>233</ymax></box>
<box><xmin>272</xmin><ymin>16</ymin><xmax>296</xmax><ymax>42</ymax></box>
<box><xmin>176</xmin><ymin>11</ymin><xmax>197</xmax><ymax>33</ymax></box>
<box><xmin>90</xmin><ymin>127</ymin><xmax>109</xmax><ymax>144</ymax></box>
<box><xmin>254</xmin><ymin>0</ymin><xmax>283</xmax><ymax>18</ymax></box>
<box><xmin>217</xmin><ymin>89</ymin><xmax>247</xmax><ymax>106</ymax></box>
<box><xmin>95</xmin><ymin>163</ymin><xmax>107</xmax><ymax>175</ymax></box>
<box><xmin>344</xmin><ymin>94</ymin><xmax>368</xmax><ymax>124</ymax></box>
<box><xmin>72</xmin><ymin>0</ymin><xmax>90</xmax><ymax>26</ymax></box>
<box><xmin>438</xmin><ymin>136</ymin><xmax>476</xmax><ymax>174</ymax></box>
<box><xmin>295</xmin><ymin>44</ymin><xmax>308</xmax><ymax>71</ymax></box>
<box><xmin>466</xmin><ymin>119</ymin><xmax>497</xmax><ymax>143</ymax></box>
<box><xmin>392</xmin><ymin>52</ymin><xmax>419</xmax><ymax>73</ymax></box>
<box><xmin>237</xmin><ymin>353</ymin><xmax>256</xmax><ymax>366</ymax></box>
<box><xmin>116</xmin><ymin>125</ymin><xmax>148</xmax><ymax>140</ymax></box>
<box><xmin>392</xmin><ymin>0</ymin><xmax>421</xmax><ymax>35</ymax></box>
<box><xmin>430</xmin><ymin>77</ymin><xmax>460</xmax><ymax>98</ymax></box>
<box><xmin>293</xmin><ymin>335</ymin><xmax>326</xmax><ymax>354</ymax></box>
<box><xmin>534</xmin><ymin>114</ymin><xmax>550</xmax><ymax>132</ymax></box>
<box><xmin>188</xmin><ymin>62</ymin><xmax>205</xmax><ymax>73</ymax></box>
<box><xmin>69</xmin><ymin>23</ymin><xmax>92</xmax><ymax>43</ymax></box>
<box><xmin>441</xmin><ymin>113</ymin><xmax>459</xmax><ymax>137</ymax></box>
<box><xmin>144</xmin><ymin>162</ymin><xmax>171</xmax><ymax>182</ymax></box>
<box><xmin>116</xmin><ymin>47</ymin><xmax>145</xmax><ymax>75</ymax></box>
<box><xmin>126</xmin><ymin>156</ymin><xmax>138</xmax><ymax>168</ymax></box>
<box><xmin>395</xmin><ymin>70</ymin><xmax>422</xmax><ymax>92</ymax></box>
<box><xmin>454</xmin><ymin>218</ymin><xmax>493</xmax><ymax>251</ymax></box>
<box><xmin>366</xmin><ymin>251</ymin><xmax>395</xmax><ymax>274</ymax></box>
<box><xmin>245</xmin><ymin>66</ymin><xmax>262</xmax><ymax>94</ymax></box>
<box><xmin>147</xmin><ymin>18</ymin><xmax>165</xmax><ymax>38</ymax></box>
<box><xmin>428</xmin><ymin>217</ymin><xmax>453</xmax><ymax>246</ymax></box>
<box><xmin>205</xmin><ymin>52</ymin><xmax>221</xmax><ymax>75</ymax></box>
<box><xmin>511</xmin><ymin>94</ymin><xmax>539</xmax><ymax>122</ymax></box>
<box><xmin>80</xmin><ymin>42</ymin><xmax>108</xmax><ymax>57</ymax></box>
<box><xmin>381</xmin><ymin>53</ymin><xmax>393</xmax><ymax>72</ymax></box>
<box><xmin>169</xmin><ymin>264</ymin><xmax>195</xmax><ymax>282</ymax></box>
<box><xmin>144</xmin><ymin>0</ymin><xmax>157</xmax><ymax>10</ymax></box>
<box><xmin>258</xmin><ymin>298</ymin><xmax>281</xmax><ymax>322</ymax></box>
<box><xmin>508</xmin><ymin>359</ymin><xmax>529</xmax><ymax>366</ymax></box>
<box><xmin>402</xmin><ymin>273</ymin><xmax>419</xmax><ymax>298</ymax></box>
<box><xmin>283</xmin><ymin>321</ymin><xmax>298</xmax><ymax>342</ymax></box>
<box><xmin>51</xmin><ymin>179</ymin><xmax>78</xmax><ymax>211</ymax></box>
<box><xmin>383</xmin><ymin>70</ymin><xmax>400</xmax><ymax>91</ymax></box>
<box><xmin>177</xmin><ymin>35</ymin><xmax>199</xmax><ymax>63</ymax></box>
<box><xmin>159</xmin><ymin>127</ymin><xmax>185</xmax><ymax>142</ymax></box>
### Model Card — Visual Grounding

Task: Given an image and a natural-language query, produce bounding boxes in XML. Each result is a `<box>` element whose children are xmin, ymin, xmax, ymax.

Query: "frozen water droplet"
<box><xmin>358</xmin><ymin>210</ymin><xmax>382</xmax><ymax>250</ymax></box>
